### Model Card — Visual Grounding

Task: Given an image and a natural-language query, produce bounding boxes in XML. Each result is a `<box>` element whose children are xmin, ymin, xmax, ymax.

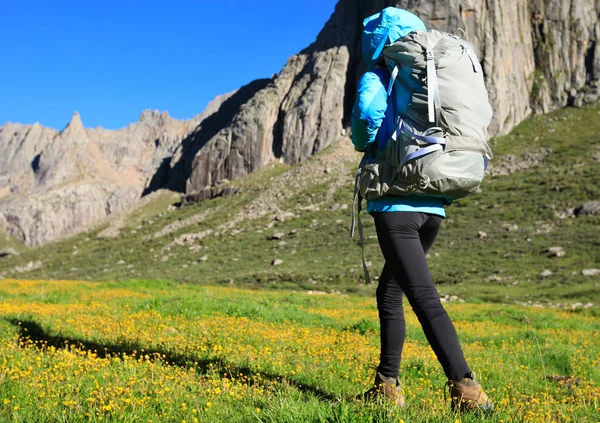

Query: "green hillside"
<box><xmin>1</xmin><ymin>103</ymin><xmax>599</xmax><ymax>305</ymax></box>
<box><xmin>0</xmin><ymin>228</ymin><xmax>25</xmax><ymax>254</ymax></box>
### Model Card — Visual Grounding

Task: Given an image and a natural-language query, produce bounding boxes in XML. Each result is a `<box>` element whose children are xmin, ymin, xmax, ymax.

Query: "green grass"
<box><xmin>0</xmin><ymin>228</ymin><xmax>25</xmax><ymax>255</ymax></box>
<box><xmin>124</xmin><ymin>190</ymin><xmax>182</xmax><ymax>226</ymax></box>
<box><xmin>0</xmin><ymin>279</ymin><xmax>597</xmax><ymax>422</ymax></box>
<box><xmin>1</xmin><ymin>103</ymin><xmax>599</xmax><ymax>304</ymax></box>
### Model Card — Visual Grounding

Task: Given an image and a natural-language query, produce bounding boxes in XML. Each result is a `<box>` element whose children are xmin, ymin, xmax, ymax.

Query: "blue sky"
<box><xmin>0</xmin><ymin>0</ymin><xmax>338</xmax><ymax>130</ymax></box>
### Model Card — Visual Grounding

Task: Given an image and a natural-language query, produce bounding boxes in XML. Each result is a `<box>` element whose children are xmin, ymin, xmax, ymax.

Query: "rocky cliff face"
<box><xmin>529</xmin><ymin>0</ymin><xmax>599</xmax><ymax>112</ymax></box>
<box><xmin>149</xmin><ymin>45</ymin><xmax>350</xmax><ymax>195</ymax></box>
<box><xmin>0</xmin><ymin>123</ymin><xmax>57</xmax><ymax>200</ymax></box>
<box><xmin>317</xmin><ymin>0</ymin><xmax>599</xmax><ymax>133</ymax></box>
<box><xmin>163</xmin><ymin>0</ymin><xmax>598</xmax><ymax>195</ymax></box>
<box><xmin>1</xmin><ymin>0</ymin><xmax>598</xmax><ymax>247</ymax></box>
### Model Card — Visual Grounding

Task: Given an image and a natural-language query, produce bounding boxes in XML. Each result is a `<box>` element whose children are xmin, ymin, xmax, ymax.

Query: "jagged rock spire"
<box><xmin>59</xmin><ymin>111</ymin><xmax>87</xmax><ymax>141</ymax></box>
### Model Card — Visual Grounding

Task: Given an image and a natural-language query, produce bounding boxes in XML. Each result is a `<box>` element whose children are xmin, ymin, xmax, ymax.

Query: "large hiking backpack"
<box><xmin>351</xmin><ymin>28</ymin><xmax>493</xmax><ymax>283</ymax></box>
<box><xmin>356</xmin><ymin>29</ymin><xmax>493</xmax><ymax>202</ymax></box>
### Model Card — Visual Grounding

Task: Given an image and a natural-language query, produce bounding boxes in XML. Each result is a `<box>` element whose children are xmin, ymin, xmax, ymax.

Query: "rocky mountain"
<box><xmin>0</xmin><ymin>93</ymin><xmax>231</xmax><ymax>246</ymax></box>
<box><xmin>1</xmin><ymin>0</ymin><xmax>598</xmax><ymax>247</ymax></box>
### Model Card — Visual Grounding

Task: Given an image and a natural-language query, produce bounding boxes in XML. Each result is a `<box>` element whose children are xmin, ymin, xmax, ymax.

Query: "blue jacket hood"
<box><xmin>362</xmin><ymin>7</ymin><xmax>426</xmax><ymax>69</ymax></box>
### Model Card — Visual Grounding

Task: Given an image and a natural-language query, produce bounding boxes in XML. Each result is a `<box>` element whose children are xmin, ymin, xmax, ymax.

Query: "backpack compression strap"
<box><xmin>350</xmin><ymin>156</ymin><xmax>371</xmax><ymax>284</ymax></box>
<box><xmin>394</xmin><ymin>119</ymin><xmax>446</xmax><ymax>165</ymax></box>
<box><xmin>426</xmin><ymin>48</ymin><xmax>441</xmax><ymax>125</ymax></box>
<box><xmin>462</xmin><ymin>44</ymin><xmax>481</xmax><ymax>73</ymax></box>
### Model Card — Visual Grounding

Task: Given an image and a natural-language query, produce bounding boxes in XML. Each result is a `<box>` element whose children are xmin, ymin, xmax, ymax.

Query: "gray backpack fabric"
<box><xmin>351</xmin><ymin>29</ymin><xmax>493</xmax><ymax>283</ymax></box>
<box><xmin>357</xmin><ymin>29</ymin><xmax>493</xmax><ymax>202</ymax></box>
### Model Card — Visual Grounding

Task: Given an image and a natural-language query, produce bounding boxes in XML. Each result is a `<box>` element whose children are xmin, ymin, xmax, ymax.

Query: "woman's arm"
<box><xmin>351</xmin><ymin>70</ymin><xmax>389</xmax><ymax>152</ymax></box>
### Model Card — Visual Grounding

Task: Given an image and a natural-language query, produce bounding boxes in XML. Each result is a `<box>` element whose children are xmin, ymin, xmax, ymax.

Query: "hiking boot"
<box><xmin>447</xmin><ymin>372</ymin><xmax>493</xmax><ymax>412</ymax></box>
<box><xmin>358</xmin><ymin>372</ymin><xmax>405</xmax><ymax>407</ymax></box>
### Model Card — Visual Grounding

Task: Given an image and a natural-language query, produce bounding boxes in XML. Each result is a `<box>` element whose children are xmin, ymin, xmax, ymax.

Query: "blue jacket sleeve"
<box><xmin>351</xmin><ymin>70</ymin><xmax>389</xmax><ymax>152</ymax></box>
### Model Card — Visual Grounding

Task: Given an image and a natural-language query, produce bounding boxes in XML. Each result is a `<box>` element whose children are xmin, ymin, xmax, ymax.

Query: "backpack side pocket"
<box><xmin>421</xmin><ymin>150</ymin><xmax>485</xmax><ymax>199</ymax></box>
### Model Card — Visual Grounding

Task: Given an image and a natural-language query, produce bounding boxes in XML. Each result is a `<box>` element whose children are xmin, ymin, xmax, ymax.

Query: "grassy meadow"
<box><xmin>0</xmin><ymin>279</ymin><xmax>598</xmax><ymax>422</ymax></box>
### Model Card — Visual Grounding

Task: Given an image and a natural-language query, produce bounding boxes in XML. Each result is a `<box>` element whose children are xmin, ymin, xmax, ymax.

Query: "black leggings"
<box><xmin>371</xmin><ymin>211</ymin><xmax>470</xmax><ymax>381</ymax></box>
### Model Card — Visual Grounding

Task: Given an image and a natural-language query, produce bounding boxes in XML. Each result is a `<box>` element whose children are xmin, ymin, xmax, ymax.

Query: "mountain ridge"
<box><xmin>0</xmin><ymin>93</ymin><xmax>230</xmax><ymax>246</ymax></box>
<box><xmin>1</xmin><ymin>0</ymin><xmax>598</xmax><ymax>247</ymax></box>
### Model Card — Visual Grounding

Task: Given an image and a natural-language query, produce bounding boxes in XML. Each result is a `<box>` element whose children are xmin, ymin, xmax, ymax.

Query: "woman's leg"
<box><xmin>372</xmin><ymin>212</ymin><xmax>470</xmax><ymax>381</ymax></box>
<box><xmin>376</xmin><ymin>263</ymin><xmax>405</xmax><ymax>379</ymax></box>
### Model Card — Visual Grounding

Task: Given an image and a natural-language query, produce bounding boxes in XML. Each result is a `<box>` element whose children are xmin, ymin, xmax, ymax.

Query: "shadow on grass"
<box><xmin>9</xmin><ymin>319</ymin><xmax>338</xmax><ymax>402</ymax></box>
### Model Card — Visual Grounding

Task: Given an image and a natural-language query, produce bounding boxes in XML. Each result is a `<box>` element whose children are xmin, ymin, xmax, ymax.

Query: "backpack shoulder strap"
<box><xmin>386</xmin><ymin>58</ymin><xmax>399</xmax><ymax>96</ymax></box>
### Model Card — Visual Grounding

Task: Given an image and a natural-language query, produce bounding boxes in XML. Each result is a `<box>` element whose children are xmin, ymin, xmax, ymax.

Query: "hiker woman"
<box><xmin>351</xmin><ymin>7</ymin><xmax>492</xmax><ymax>411</ymax></box>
